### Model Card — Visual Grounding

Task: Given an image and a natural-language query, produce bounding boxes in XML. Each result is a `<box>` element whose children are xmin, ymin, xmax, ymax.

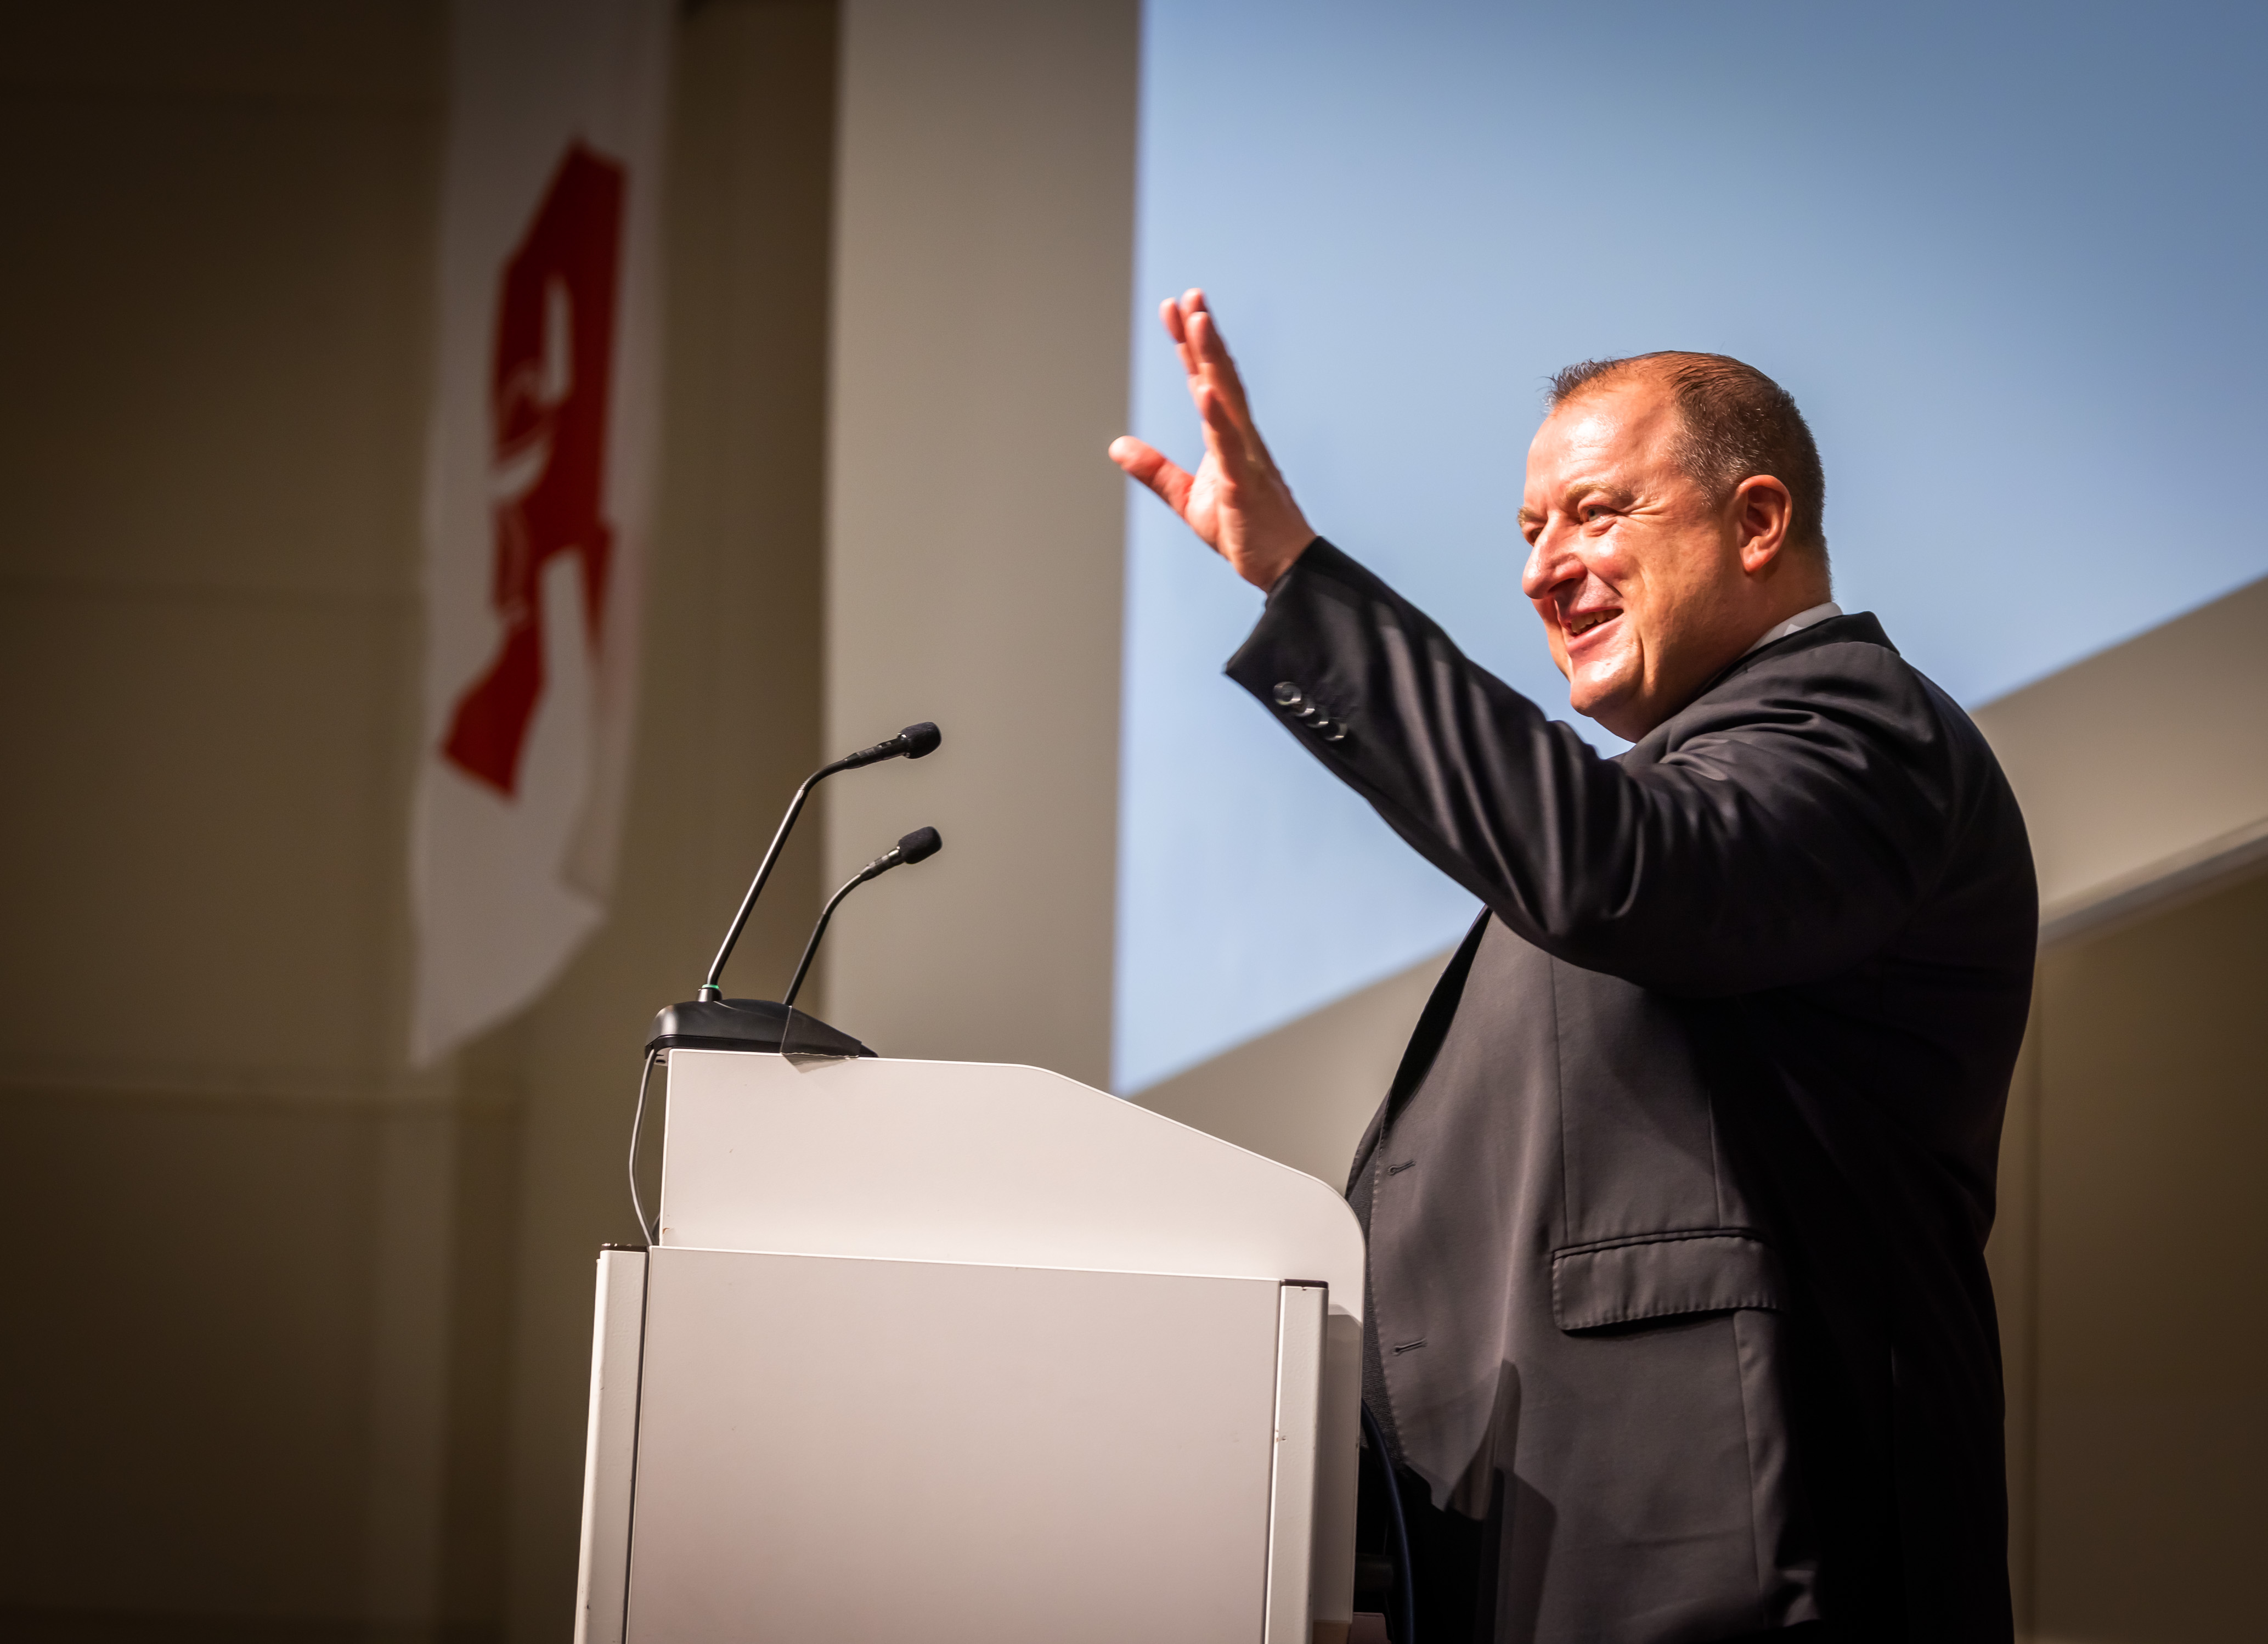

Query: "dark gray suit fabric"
<box><xmin>1226</xmin><ymin>541</ymin><xmax>2036</xmax><ymax>1644</ymax></box>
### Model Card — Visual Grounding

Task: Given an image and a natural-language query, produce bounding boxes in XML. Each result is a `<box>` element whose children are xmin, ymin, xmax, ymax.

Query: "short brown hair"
<box><xmin>1548</xmin><ymin>352</ymin><xmax>1827</xmax><ymax>556</ymax></box>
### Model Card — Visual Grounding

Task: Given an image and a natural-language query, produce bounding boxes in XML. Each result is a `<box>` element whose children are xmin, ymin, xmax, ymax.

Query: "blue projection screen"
<box><xmin>1114</xmin><ymin>0</ymin><xmax>2268</xmax><ymax>1093</ymax></box>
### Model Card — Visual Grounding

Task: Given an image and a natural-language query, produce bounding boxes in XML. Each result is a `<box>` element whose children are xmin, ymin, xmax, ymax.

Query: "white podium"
<box><xmin>572</xmin><ymin>1049</ymin><xmax>1368</xmax><ymax>1644</ymax></box>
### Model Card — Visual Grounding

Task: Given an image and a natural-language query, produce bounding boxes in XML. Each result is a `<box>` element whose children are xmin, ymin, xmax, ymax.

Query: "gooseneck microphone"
<box><xmin>636</xmin><ymin>733</ymin><xmax>943</xmax><ymax>1245</ymax></box>
<box><xmin>698</xmin><ymin>722</ymin><xmax>940</xmax><ymax>1000</ymax></box>
<box><xmin>781</xmin><ymin>827</ymin><xmax>943</xmax><ymax>1010</ymax></box>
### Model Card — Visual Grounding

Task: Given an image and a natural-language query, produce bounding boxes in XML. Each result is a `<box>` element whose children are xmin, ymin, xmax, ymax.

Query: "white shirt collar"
<box><xmin>1741</xmin><ymin>601</ymin><xmax>1843</xmax><ymax>658</ymax></box>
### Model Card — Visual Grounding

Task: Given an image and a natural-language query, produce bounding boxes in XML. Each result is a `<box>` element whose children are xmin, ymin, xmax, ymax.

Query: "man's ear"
<box><xmin>1731</xmin><ymin>475</ymin><xmax>1793</xmax><ymax>576</ymax></box>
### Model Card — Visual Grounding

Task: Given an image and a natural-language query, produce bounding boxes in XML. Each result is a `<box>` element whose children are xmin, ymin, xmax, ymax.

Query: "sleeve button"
<box><xmin>1272</xmin><ymin>682</ymin><xmax>1305</xmax><ymax>710</ymax></box>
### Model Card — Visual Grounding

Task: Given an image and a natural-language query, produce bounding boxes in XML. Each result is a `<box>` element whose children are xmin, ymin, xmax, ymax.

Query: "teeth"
<box><xmin>1568</xmin><ymin>610</ymin><xmax>1617</xmax><ymax>637</ymax></box>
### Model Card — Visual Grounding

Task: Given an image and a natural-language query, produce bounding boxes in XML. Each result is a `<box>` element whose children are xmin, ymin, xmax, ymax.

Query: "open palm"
<box><xmin>1109</xmin><ymin>290</ymin><xmax>1315</xmax><ymax>590</ymax></box>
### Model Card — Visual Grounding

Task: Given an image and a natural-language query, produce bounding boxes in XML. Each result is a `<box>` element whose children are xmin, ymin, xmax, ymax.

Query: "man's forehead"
<box><xmin>1526</xmin><ymin>376</ymin><xmax>1677</xmax><ymax>486</ymax></box>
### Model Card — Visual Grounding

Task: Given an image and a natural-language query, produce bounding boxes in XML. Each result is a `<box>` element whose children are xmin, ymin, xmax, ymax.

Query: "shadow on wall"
<box><xmin>2005</xmin><ymin>866</ymin><xmax>2268</xmax><ymax>1643</ymax></box>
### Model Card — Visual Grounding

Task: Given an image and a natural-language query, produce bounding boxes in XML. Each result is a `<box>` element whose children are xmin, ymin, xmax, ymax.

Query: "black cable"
<box><xmin>1363</xmin><ymin>1400</ymin><xmax>1418</xmax><ymax>1644</ymax></box>
<box><xmin>627</xmin><ymin>1047</ymin><xmax>661</xmax><ymax>1247</ymax></box>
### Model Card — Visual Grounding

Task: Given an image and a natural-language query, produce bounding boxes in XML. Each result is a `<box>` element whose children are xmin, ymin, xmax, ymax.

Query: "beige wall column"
<box><xmin>823</xmin><ymin>0</ymin><xmax>1139</xmax><ymax>1087</ymax></box>
<box><xmin>0</xmin><ymin>4</ymin><xmax>846</xmax><ymax>1639</ymax></box>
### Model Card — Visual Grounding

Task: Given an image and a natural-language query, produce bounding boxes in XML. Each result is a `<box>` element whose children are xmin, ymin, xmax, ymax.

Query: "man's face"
<box><xmin>1518</xmin><ymin>374</ymin><xmax>1756</xmax><ymax>742</ymax></box>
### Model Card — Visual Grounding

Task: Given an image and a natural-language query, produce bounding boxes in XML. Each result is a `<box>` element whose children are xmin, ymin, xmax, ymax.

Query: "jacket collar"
<box><xmin>1696</xmin><ymin>610</ymin><xmax>1897</xmax><ymax>700</ymax></box>
<box><xmin>1623</xmin><ymin>612</ymin><xmax>1899</xmax><ymax>759</ymax></box>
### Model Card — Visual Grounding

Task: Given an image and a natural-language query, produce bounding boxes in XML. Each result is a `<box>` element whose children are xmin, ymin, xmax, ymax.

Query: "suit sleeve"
<box><xmin>1227</xmin><ymin>540</ymin><xmax>1963</xmax><ymax>996</ymax></box>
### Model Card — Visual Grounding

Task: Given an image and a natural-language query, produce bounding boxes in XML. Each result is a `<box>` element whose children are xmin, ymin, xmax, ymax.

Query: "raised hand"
<box><xmin>1109</xmin><ymin>289</ymin><xmax>1316</xmax><ymax>590</ymax></box>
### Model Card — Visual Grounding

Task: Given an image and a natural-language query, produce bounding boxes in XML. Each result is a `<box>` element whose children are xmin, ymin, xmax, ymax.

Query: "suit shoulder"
<box><xmin>1677</xmin><ymin>634</ymin><xmax>2027</xmax><ymax>857</ymax></box>
<box><xmin>1672</xmin><ymin>635</ymin><xmax>1940</xmax><ymax>742</ymax></box>
<box><xmin>1658</xmin><ymin>635</ymin><xmax>2019</xmax><ymax>809</ymax></box>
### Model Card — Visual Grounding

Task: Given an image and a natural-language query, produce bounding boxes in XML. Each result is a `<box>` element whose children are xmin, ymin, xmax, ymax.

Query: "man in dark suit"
<box><xmin>1110</xmin><ymin>292</ymin><xmax>2035</xmax><ymax>1644</ymax></box>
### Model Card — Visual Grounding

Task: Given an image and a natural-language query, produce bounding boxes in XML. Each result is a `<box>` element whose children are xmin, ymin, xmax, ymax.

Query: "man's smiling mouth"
<box><xmin>1566</xmin><ymin>608</ymin><xmax>1621</xmax><ymax>639</ymax></box>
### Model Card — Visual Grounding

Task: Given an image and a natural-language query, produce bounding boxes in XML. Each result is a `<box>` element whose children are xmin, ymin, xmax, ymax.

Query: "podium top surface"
<box><xmin>657</xmin><ymin>1051</ymin><xmax>1367</xmax><ymax>1319</ymax></box>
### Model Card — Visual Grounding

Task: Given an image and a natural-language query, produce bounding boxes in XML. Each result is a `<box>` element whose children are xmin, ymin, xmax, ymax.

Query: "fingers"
<box><xmin>1177</xmin><ymin>299</ymin><xmax>1278</xmax><ymax>469</ymax></box>
<box><xmin>1192</xmin><ymin>382</ymin><xmax>1245</xmax><ymax>480</ymax></box>
<box><xmin>1160</xmin><ymin>293</ymin><xmax>1192</xmax><ymax>345</ymax></box>
<box><xmin>1161</xmin><ymin>291</ymin><xmax>1203</xmax><ymax>386</ymax></box>
<box><xmin>1188</xmin><ymin>331</ymin><xmax>1285</xmax><ymax>489</ymax></box>
<box><xmin>1108</xmin><ymin>435</ymin><xmax>1194</xmax><ymax>516</ymax></box>
<box><xmin>1183</xmin><ymin>308</ymin><xmax>1256</xmax><ymax>430</ymax></box>
<box><xmin>1161</xmin><ymin>287</ymin><xmax>1208</xmax><ymax>342</ymax></box>
<box><xmin>1162</xmin><ymin>291</ymin><xmax>1259</xmax><ymax>444</ymax></box>
<box><xmin>1157</xmin><ymin>287</ymin><xmax>1259</xmax><ymax>445</ymax></box>
<box><xmin>1145</xmin><ymin>283</ymin><xmax>1279</xmax><ymax>489</ymax></box>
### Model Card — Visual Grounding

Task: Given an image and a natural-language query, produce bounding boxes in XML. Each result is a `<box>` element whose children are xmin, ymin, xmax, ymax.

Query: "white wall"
<box><xmin>823</xmin><ymin>0</ymin><xmax>1140</xmax><ymax>1089</ymax></box>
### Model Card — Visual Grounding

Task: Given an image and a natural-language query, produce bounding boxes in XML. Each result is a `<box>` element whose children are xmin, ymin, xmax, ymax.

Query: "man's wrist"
<box><xmin>1249</xmin><ymin>532</ymin><xmax>1319</xmax><ymax>595</ymax></box>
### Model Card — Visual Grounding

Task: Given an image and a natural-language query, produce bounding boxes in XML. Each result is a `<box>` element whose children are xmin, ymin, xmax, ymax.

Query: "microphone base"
<box><xmin>646</xmin><ymin>998</ymin><xmax>875</xmax><ymax>1060</ymax></box>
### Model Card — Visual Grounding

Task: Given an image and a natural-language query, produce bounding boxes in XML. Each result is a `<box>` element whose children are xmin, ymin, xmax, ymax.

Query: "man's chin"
<box><xmin>1566</xmin><ymin>673</ymin><xmax>1632</xmax><ymax>723</ymax></box>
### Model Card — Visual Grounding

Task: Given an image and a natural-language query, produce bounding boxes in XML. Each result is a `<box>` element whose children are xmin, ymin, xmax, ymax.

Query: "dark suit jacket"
<box><xmin>1226</xmin><ymin>541</ymin><xmax>2035</xmax><ymax>1644</ymax></box>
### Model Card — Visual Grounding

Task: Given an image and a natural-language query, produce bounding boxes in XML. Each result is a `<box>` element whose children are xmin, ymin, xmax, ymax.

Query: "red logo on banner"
<box><xmin>442</xmin><ymin>142</ymin><xmax>625</xmax><ymax>796</ymax></box>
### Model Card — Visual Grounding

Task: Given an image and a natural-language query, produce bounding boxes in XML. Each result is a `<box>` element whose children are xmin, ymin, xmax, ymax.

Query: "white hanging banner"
<box><xmin>410</xmin><ymin>0</ymin><xmax>671</xmax><ymax>1066</ymax></box>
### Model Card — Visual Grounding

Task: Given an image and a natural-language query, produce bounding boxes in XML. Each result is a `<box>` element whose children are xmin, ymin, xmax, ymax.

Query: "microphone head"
<box><xmin>897</xmin><ymin>826</ymin><xmax>943</xmax><ymax>865</ymax></box>
<box><xmin>898</xmin><ymin>722</ymin><xmax>942</xmax><ymax>759</ymax></box>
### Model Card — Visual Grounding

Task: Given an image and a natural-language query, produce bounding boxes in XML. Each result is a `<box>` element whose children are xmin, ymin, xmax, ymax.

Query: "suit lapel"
<box><xmin>1346</xmin><ymin>909</ymin><xmax>1492</xmax><ymax>1194</ymax></box>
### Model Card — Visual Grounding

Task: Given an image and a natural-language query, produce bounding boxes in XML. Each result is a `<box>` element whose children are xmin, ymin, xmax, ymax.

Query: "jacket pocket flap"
<box><xmin>1550</xmin><ymin>1229</ymin><xmax>1787</xmax><ymax>1332</ymax></box>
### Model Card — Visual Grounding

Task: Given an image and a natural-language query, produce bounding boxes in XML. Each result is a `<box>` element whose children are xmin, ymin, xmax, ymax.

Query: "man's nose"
<box><xmin>1521</xmin><ymin>520</ymin><xmax>1582</xmax><ymax>601</ymax></box>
